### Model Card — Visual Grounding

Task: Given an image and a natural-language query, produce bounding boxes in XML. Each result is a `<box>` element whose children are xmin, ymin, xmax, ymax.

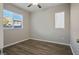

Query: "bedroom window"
<box><xmin>55</xmin><ymin>12</ymin><xmax>65</xmax><ymax>29</ymax></box>
<box><xmin>3</xmin><ymin>9</ymin><xmax>23</xmax><ymax>29</ymax></box>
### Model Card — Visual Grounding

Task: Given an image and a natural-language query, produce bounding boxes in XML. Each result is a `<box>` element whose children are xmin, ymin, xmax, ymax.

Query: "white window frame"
<box><xmin>3</xmin><ymin>9</ymin><xmax>23</xmax><ymax>29</ymax></box>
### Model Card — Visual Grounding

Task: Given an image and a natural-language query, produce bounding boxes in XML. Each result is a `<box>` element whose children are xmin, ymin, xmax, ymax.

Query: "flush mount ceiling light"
<box><xmin>27</xmin><ymin>3</ymin><xmax>42</xmax><ymax>8</ymax></box>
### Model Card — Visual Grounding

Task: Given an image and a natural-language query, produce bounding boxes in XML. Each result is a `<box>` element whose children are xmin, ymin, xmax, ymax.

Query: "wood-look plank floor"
<box><xmin>4</xmin><ymin>39</ymin><xmax>72</xmax><ymax>55</ymax></box>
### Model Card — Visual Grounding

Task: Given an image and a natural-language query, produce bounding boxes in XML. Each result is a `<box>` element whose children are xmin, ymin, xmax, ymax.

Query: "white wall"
<box><xmin>30</xmin><ymin>4</ymin><xmax>70</xmax><ymax>44</ymax></box>
<box><xmin>0</xmin><ymin>3</ymin><xmax>4</xmax><ymax>50</ymax></box>
<box><xmin>0</xmin><ymin>29</ymin><xmax>4</xmax><ymax>50</ymax></box>
<box><xmin>70</xmin><ymin>3</ymin><xmax>79</xmax><ymax>55</ymax></box>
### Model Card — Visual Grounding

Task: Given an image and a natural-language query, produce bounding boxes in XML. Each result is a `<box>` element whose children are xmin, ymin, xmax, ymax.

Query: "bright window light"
<box><xmin>3</xmin><ymin>9</ymin><xmax>23</xmax><ymax>29</ymax></box>
<box><xmin>55</xmin><ymin>12</ymin><xmax>65</xmax><ymax>29</ymax></box>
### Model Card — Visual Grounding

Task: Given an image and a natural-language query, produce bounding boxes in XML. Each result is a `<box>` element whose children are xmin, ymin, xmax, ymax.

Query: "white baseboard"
<box><xmin>29</xmin><ymin>37</ymin><xmax>70</xmax><ymax>46</ymax></box>
<box><xmin>30</xmin><ymin>38</ymin><xmax>77</xmax><ymax>54</ymax></box>
<box><xmin>4</xmin><ymin>37</ymin><xmax>70</xmax><ymax>48</ymax></box>
<box><xmin>4</xmin><ymin>37</ymin><xmax>75</xmax><ymax>55</ymax></box>
<box><xmin>70</xmin><ymin>44</ymin><xmax>75</xmax><ymax>55</ymax></box>
<box><xmin>4</xmin><ymin>38</ymin><xmax>29</xmax><ymax>48</ymax></box>
<box><xmin>4</xmin><ymin>37</ymin><xmax>75</xmax><ymax>54</ymax></box>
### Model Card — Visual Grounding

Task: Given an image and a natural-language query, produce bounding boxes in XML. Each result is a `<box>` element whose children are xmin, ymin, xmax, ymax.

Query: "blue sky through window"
<box><xmin>3</xmin><ymin>9</ymin><xmax>23</xmax><ymax>29</ymax></box>
<box><xmin>3</xmin><ymin>10</ymin><xmax>23</xmax><ymax>20</ymax></box>
<box><xmin>3</xmin><ymin>10</ymin><xmax>13</xmax><ymax>18</ymax></box>
<box><xmin>13</xmin><ymin>14</ymin><xmax>23</xmax><ymax>20</ymax></box>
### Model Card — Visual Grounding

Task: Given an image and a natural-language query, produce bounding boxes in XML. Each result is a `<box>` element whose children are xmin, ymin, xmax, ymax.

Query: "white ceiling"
<box><xmin>13</xmin><ymin>3</ymin><xmax>63</xmax><ymax>12</ymax></box>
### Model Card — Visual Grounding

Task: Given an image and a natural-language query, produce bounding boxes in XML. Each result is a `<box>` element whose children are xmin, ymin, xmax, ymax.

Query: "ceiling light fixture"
<box><xmin>27</xmin><ymin>3</ymin><xmax>41</xmax><ymax>8</ymax></box>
